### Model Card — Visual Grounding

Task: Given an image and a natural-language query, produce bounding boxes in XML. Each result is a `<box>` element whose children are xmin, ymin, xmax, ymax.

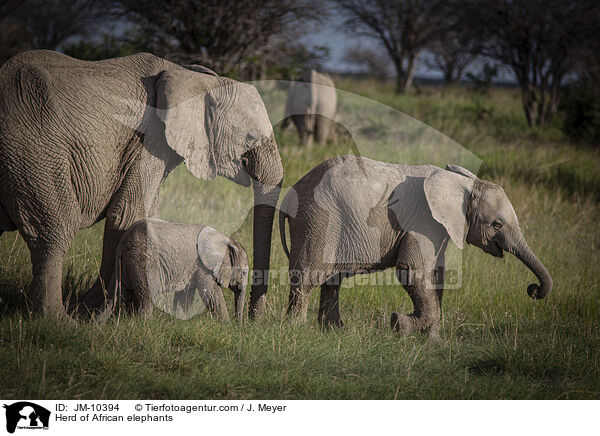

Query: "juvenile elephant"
<box><xmin>282</xmin><ymin>70</ymin><xmax>337</xmax><ymax>146</ymax></box>
<box><xmin>279</xmin><ymin>155</ymin><xmax>552</xmax><ymax>337</ymax></box>
<box><xmin>0</xmin><ymin>50</ymin><xmax>282</xmax><ymax>318</ymax></box>
<box><xmin>96</xmin><ymin>219</ymin><xmax>248</xmax><ymax>323</ymax></box>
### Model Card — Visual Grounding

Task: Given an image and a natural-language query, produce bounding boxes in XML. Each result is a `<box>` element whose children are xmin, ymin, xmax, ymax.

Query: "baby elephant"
<box><xmin>96</xmin><ymin>218</ymin><xmax>249</xmax><ymax>323</ymax></box>
<box><xmin>279</xmin><ymin>155</ymin><xmax>552</xmax><ymax>337</ymax></box>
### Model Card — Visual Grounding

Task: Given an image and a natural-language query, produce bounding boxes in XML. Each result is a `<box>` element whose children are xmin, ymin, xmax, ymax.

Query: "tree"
<box><xmin>259</xmin><ymin>40</ymin><xmax>329</xmax><ymax>80</ymax></box>
<box><xmin>115</xmin><ymin>0</ymin><xmax>323</xmax><ymax>77</ymax></box>
<box><xmin>343</xmin><ymin>44</ymin><xmax>390</xmax><ymax>79</ymax></box>
<box><xmin>422</xmin><ymin>2</ymin><xmax>482</xmax><ymax>86</ymax></box>
<box><xmin>465</xmin><ymin>62</ymin><xmax>499</xmax><ymax>94</ymax></box>
<box><xmin>63</xmin><ymin>35</ymin><xmax>140</xmax><ymax>61</ymax></box>
<box><xmin>561</xmin><ymin>7</ymin><xmax>600</xmax><ymax>143</ymax></box>
<box><xmin>468</xmin><ymin>0</ymin><xmax>599</xmax><ymax>127</ymax></box>
<box><xmin>0</xmin><ymin>19</ymin><xmax>25</xmax><ymax>65</ymax></box>
<box><xmin>424</xmin><ymin>30</ymin><xmax>480</xmax><ymax>85</ymax></box>
<box><xmin>0</xmin><ymin>0</ymin><xmax>107</xmax><ymax>65</ymax></box>
<box><xmin>335</xmin><ymin>0</ymin><xmax>449</xmax><ymax>93</ymax></box>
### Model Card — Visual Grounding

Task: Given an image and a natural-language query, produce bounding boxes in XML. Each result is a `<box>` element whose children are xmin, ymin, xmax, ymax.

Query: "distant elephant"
<box><xmin>282</xmin><ymin>70</ymin><xmax>337</xmax><ymax>146</ymax></box>
<box><xmin>279</xmin><ymin>156</ymin><xmax>552</xmax><ymax>337</ymax></box>
<box><xmin>95</xmin><ymin>219</ymin><xmax>248</xmax><ymax>323</ymax></box>
<box><xmin>0</xmin><ymin>50</ymin><xmax>283</xmax><ymax>319</ymax></box>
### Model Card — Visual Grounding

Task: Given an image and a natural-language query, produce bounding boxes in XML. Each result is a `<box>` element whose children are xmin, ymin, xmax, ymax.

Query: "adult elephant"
<box><xmin>282</xmin><ymin>70</ymin><xmax>337</xmax><ymax>147</ymax></box>
<box><xmin>0</xmin><ymin>50</ymin><xmax>282</xmax><ymax>319</ymax></box>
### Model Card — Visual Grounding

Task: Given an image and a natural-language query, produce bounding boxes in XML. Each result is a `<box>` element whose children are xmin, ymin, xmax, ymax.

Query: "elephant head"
<box><xmin>155</xmin><ymin>69</ymin><xmax>283</xmax><ymax>318</ymax></box>
<box><xmin>424</xmin><ymin>164</ymin><xmax>552</xmax><ymax>300</ymax></box>
<box><xmin>197</xmin><ymin>226</ymin><xmax>249</xmax><ymax>322</ymax></box>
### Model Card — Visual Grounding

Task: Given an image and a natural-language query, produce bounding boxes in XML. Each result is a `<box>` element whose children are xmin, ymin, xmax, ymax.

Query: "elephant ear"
<box><xmin>183</xmin><ymin>64</ymin><xmax>218</xmax><ymax>76</ymax></box>
<box><xmin>156</xmin><ymin>69</ymin><xmax>218</xmax><ymax>180</ymax></box>
<box><xmin>197</xmin><ymin>226</ymin><xmax>233</xmax><ymax>287</ymax></box>
<box><xmin>445</xmin><ymin>164</ymin><xmax>477</xmax><ymax>179</ymax></box>
<box><xmin>423</xmin><ymin>169</ymin><xmax>474</xmax><ymax>249</ymax></box>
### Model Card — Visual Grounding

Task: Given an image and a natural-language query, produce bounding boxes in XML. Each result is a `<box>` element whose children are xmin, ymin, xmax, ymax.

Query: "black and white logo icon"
<box><xmin>3</xmin><ymin>402</ymin><xmax>50</xmax><ymax>433</ymax></box>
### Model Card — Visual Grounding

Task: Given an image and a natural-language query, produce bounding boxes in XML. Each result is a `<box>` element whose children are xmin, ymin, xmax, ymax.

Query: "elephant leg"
<box><xmin>138</xmin><ymin>293</ymin><xmax>154</xmax><ymax>317</ymax></box>
<box><xmin>17</xmin><ymin>184</ymin><xmax>81</xmax><ymax>317</ymax></box>
<box><xmin>429</xmin><ymin>249</ymin><xmax>446</xmax><ymax>339</ymax></box>
<box><xmin>125</xmin><ymin>261</ymin><xmax>154</xmax><ymax>317</ymax></box>
<box><xmin>207</xmin><ymin>284</ymin><xmax>230</xmax><ymax>321</ymax></box>
<box><xmin>77</xmin><ymin>220</ymin><xmax>131</xmax><ymax>313</ymax></box>
<box><xmin>192</xmin><ymin>273</ymin><xmax>229</xmax><ymax>321</ymax></box>
<box><xmin>291</xmin><ymin>115</ymin><xmax>303</xmax><ymax>141</ymax></box>
<box><xmin>314</xmin><ymin>115</ymin><xmax>333</xmax><ymax>145</ymax></box>
<box><xmin>287</xmin><ymin>269</ymin><xmax>315</xmax><ymax>322</ymax></box>
<box><xmin>292</xmin><ymin>114</ymin><xmax>314</xmax><ymax>147</ymax></box>
<box><xmin>391</xmin><ymin>233</ymin><xmax>442</xmax><ymax>336</ymax></box>
<box><xmin>287</xmin><ymin>285</ymin><xmax>311</xmax><ymax>321</ymax></box>
<box><xmin>304</xmin><ymin>132</ymin><xmax>314</xmax><ymax>148</ymax></box>
<box><xmin>29</xmin><ymin>250</ymin><xmax>67</xmax><ymax>317</ymax></box>
<box><xmin>93</xmin><ymin>257</ymin><xmax>129</xmax><ymax>325</ymax></box>
<box><xmin>318</xmin><ymin>274</ymin><xmax>343</xmax><ymax>328</ymax></box>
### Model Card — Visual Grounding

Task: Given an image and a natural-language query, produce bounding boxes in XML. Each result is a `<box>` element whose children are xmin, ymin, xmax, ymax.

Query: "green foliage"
<box><xmin>63</xmin><ymin>35</ymin><xmax>140</xmax><ymax>61</ymax></box>
<box><xmin>562</xmin><ymin>84</ymin><xmax>600</xmax><ymax>145</ymax></box>
<box><xmin>265</xmin><ymin>45</ymin><xmax>330</xmax><ymax>80</ymax></box>
<box><xmin>465</xmin><ymin>63</ymin><xmax>499</xmax><ymax>94</ymax></box>
<box><xmin>0</xmin><ymin>79</ymin><xmax>598</xmax><ymax>399</ymax></box>
<box><xmin>463</xmin><ymin>99</ymin><xmax>495</xmax><ymax>121</ymax></box>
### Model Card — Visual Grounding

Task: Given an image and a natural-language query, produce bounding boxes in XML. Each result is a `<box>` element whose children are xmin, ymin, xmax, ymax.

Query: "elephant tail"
<box><xmin>279</xmin><ymin>201</ymin><xmax>290</xmax><ymax>260</ymax></box>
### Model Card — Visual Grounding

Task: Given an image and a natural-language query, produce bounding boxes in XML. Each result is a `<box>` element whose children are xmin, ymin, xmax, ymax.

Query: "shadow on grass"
<box><xmin>467</xmin><ymin>357</ymin><xmax>507</xmax><ymax>376</ymax></box>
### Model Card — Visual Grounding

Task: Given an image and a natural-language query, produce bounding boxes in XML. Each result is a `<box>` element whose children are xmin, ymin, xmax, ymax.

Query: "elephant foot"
<box><xmin>319</xmin><ymin>316</ymin><xmax>345</xmax><ymax>330</ymax></box>
<box><xmin>43</xmin><ymin>307</ymin><xmax>77</xmax><ymax>326</ymax></box>
<box><xmin>58</xmin><ymin>311</ymin><xmax>77</xmax><ymax>326</ymax></box>
<box><xmin>390</xmin><ymin>312</ymin><xmax>415</xmax><ymax>334</ymax></box>
<box><xmin>75</xmin><ymin>279</ymin><xmax>108</xmax><ymax>313</ymax></box>
<box><xmin>31</xmin><ymin>299</ymin><xmax>75</xmax><ymax>324</ymax></box>
<box><xmin>427</xmin><ymin>326</ymin><xmax>442</xmax><ymax>342</ymax></box>
<box><xmin>428</xmin><ymin>332</ymin><xmax>442</xmax><ymax>343</ymax></box>
<box><xmin>91</xmin><ymin>300</ymin><xmax>118</xmax><ymax>326</ymax></box>
<box><xmin>391</xmin><ymin>312</ymin><xmax>443</xmax><ymax>341</ymax></box>
<box><xmin>70</xmin><ymin>301</ymin><xmax>95</xmax><ymax>320</ymax></box>
<box><xmin>249</xmin><ymin>294</ymin><xmax>267</xmax><ymax>320</ymax></box>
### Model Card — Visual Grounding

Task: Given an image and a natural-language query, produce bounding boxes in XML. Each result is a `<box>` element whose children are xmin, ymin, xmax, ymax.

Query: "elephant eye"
<box><xmin>492</xmin><ymin>220</ymin><xmax>503</xmax><ymax>230</ymax></box>
<box><xmin>247</xmin><ymin>129</ymin><xmax>259</xmax><ymax>143</ymax></box>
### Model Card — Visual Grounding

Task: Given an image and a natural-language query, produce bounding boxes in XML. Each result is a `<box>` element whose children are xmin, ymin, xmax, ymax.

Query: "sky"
<box><xmin>301</xmin><ymin>15</ymin><xmax>516</xmax><ymax>82</ymax></box>
<box><xmin>302</xmin><ymin>15</ymin><xmax>445</xmax><ymax>79</ymax></box>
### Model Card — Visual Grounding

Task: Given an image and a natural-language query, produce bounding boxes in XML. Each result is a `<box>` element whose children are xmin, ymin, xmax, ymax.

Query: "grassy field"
<box><xmin>0</xmin><ymin>79</ymin><xmax>598</xmax><ymax>399</ymax></box>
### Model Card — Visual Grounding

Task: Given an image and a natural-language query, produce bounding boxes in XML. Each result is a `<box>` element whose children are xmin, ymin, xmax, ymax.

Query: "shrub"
<box><xmin>562</xmin><ymin>83</ymin><xmax>600</xmax><ymax>145</ymax></box>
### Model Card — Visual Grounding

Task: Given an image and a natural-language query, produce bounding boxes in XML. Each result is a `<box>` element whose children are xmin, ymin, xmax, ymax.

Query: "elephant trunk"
<box><xmin>507</xmin><ymin>232</ymin><xmax>553</xmax><ymax>300</ymax></box>
<box><xmin>234</xmin><ymin>279</ymin><xmax>247</xmax><ymax>323</ymax></box>
<box><xmin>250</xmin><ymin>181</ymin><xmax>281</xmax><ymax>318</ymax></box>
<box><xmin>246</xmin><ymin>135</ymin><xmax>283</xmax><ymax>319</ymax></box>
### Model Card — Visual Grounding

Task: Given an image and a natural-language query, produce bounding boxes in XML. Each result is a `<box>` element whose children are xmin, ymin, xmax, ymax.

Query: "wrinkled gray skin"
<box><xmin>280</xmin><ymin>156</ymin><xmax>552</xmax><ymax>337</ymax></box>
<box><xmin>0</xmin><ymin>50</ymin><xmax>282</xmax><ymax>319</ymax></box>
<box><xmin>95</xmin><ymin>219</ymin><xmax>249</xmax><ymax>324</ymax></box>
<box><xmin>282</xmin><ymin>70</ymin><xmax>337</xmax><ymax>147</ymax></box>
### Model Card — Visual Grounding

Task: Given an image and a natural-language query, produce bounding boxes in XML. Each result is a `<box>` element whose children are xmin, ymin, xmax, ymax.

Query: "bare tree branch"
<box><xmin>335</xmin><ymin>0</ymin><xmax>450</xmax><ymax>93</ymax></box>
<box><xmin>116</xmin><ymin>0</ymin><xmax>324</xmax><ymax>77</ymax></box>
<box><xmin>0</xmin><ymin>0</ymin><xmax>108</xmax><ymax>64</ymax></box>
<box><xmin>466</xmin><ymin>0</ymin><xmax>599</xmax><ymax>126</ymax></box>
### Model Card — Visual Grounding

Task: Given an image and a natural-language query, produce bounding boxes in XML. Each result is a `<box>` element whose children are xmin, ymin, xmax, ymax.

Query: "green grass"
<box><xmin>1</xmin><ymin>79</ymin><xmax>599</xmax><ymax>399</ymax></box>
